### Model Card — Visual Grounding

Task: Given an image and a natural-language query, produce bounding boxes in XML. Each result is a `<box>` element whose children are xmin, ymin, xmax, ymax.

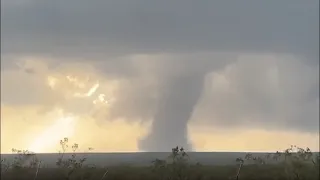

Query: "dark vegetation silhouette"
<box><xmin>1</xmin><ymin>138</ymin><xmax>319</xmax><ymax>180</ymax></box>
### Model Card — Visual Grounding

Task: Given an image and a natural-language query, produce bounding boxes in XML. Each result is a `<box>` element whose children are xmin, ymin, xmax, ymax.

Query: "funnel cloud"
<box><xmin>139</xmin><ymin>73</ymin><xmax>206</xmax><ymax>151</ymax></box>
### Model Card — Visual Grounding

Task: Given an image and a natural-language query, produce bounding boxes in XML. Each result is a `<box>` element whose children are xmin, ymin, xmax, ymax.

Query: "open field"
<box><xmin>1</xmin><ymin>163</ymin><xmax>318</xmax><ymax>180</ymax></box>
<box><xmin>1</xmin><ymin>139</ymin><xmax>319</xmax><ymax>180</ymax></box>
<box><xmin>0</xmin><ymin>152</ymin><xmax>276</xmax><ymax>167</ymax></box>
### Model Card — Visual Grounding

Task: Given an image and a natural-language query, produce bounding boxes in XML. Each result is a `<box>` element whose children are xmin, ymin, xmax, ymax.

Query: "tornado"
<box><xmin>138</xmin><ymin>72</ymin><xmax>206</xmax><ymax>152</ymax></box>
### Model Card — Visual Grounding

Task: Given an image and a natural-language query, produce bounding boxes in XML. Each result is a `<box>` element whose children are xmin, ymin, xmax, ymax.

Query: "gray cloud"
<box><xmin>1</xmin><ymin>0</ymin><xmax>318</xmax><ymax>151</ymax></box>
<box><xmin>192</xmin><ymin>55</ymin><xmax>319</xmax><ymax>133</ymax></box>
<box><xmin>1</xmin><ymin>0</ymin><xmax>318</xmax><ymax>60</ymax></box>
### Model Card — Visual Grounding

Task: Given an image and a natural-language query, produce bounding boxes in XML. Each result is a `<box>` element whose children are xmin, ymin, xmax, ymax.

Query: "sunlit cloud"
<box><xmin>1</xmin><ymin>53</ymin><xmax>318</xmax><ymax>153</ymax></box>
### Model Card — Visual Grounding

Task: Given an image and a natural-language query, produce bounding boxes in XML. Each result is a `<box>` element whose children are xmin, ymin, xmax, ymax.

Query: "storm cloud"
<box><xmin>1</xmin><ymin>0</ymin><xmax>318</xmax><ymax>151</ymax></box>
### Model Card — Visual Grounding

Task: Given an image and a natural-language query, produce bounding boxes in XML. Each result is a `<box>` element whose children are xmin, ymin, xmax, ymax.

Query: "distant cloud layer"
<box><xmin>2</xmin><ymin>0</ymin><xmax>319</xmax><ymax>59</ymax></box>
<box><xmin>1</xmin><ymin>0</ymin><xmax>318</xmax><ymax>151</ymax></box>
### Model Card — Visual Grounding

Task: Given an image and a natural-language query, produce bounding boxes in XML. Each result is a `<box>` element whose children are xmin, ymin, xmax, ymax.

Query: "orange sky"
<box><xmin>1</xmin><ymin>102</ymin><xmax>319</xmax><ymax>153</ymax></box>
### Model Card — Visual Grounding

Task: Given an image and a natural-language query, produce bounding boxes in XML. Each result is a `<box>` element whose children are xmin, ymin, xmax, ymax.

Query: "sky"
<box><xmin>1</xmin><ymin>0</ymin><xmax>319</xmax><ymax>153</ymax></box>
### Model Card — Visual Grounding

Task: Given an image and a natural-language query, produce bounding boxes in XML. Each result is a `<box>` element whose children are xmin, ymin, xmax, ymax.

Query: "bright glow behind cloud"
<box><xmin>25</xmin><ymin>67</ymin><xmax>116</xmax><ymax>153</ymax></box>
<box><xmin>28</xmin><ymin>111</ymin><xmax>76</xmax><ymax>153</ymax></box>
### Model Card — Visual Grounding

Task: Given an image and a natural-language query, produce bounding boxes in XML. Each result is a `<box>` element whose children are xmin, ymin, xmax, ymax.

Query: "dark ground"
<box><xmin>1</xmin><ymin>163</ymin><xmax>319</xmax><ymax>180</ymax></box>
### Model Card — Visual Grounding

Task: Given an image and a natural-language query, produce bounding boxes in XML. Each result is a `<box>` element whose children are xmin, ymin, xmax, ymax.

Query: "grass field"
<box><xmin>1</xmin><ymin>164</ymin><xmax>318</xmax><ymax>180</ymax></box>
<box><xmin>1</xmin><ymin>138</ymin><xmax>319</xmax><ymax>180</ymax></box>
